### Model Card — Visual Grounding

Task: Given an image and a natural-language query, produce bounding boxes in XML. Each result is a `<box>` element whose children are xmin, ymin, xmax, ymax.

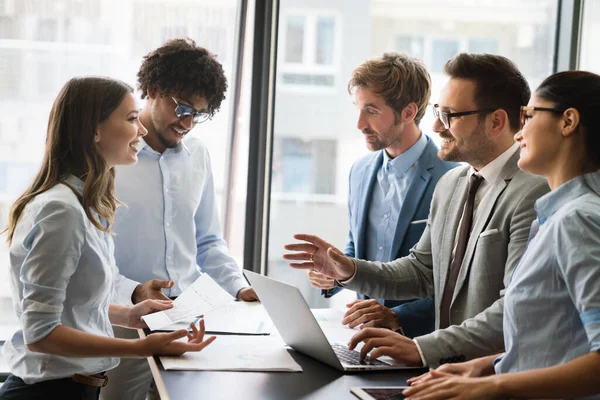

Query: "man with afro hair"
<box><xmin>101</xmin><ymin>38</ymin><xmax>258</xmax><ymax>400</ymax></box>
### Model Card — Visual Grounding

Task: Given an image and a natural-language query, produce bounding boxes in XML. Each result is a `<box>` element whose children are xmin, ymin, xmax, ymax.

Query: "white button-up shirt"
<box><xmin>112</xmin><ymin>136</ymin><xmax>247</xmax><ymax>303</ymax></box>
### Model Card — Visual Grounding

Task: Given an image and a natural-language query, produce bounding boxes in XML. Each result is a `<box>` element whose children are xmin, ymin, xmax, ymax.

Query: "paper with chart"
<box><xmin>162</xmin><ymin>301</ymin><xmax>273</xmax><ymax>335</ymax></box>
<box><xmin>142</xmin><ymin>274</ymin><xmax>234</xmax><ymax>331</ymax></box>
<box><xmin>160</xmin><ymin>335</ymin><xmax>302</xmax><ymax>372</ymax></box>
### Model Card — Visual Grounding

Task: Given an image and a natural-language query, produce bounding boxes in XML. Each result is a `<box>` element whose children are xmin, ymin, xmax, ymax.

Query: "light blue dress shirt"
<box><xmin>112</xmin><ymin>137</ymin><xmax>247</xmax><ymax>302</ymax></box>
<box><xmin>496</xmin><ymin>171</ymin><xmax>600</xmax><ymax>399</ymax></box>
<box><xmin>365</xmin><ymin>133</ymin><xmax>428</xmax><ymax>261</ymax></box>
<box><xmin>4</xmin><ymin>175</ymin><xmax>118</xmax><ymax>384</ymax></box>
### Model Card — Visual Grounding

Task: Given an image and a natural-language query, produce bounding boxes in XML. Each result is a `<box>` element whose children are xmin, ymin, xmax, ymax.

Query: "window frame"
<box><xmin>278</xmin><ymin>8</ymin><xmax>342</xmax><ymax>93</ymax></box>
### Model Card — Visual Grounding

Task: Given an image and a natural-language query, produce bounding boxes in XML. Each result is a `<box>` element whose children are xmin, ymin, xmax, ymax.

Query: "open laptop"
<box><xmin>244</xmin><ymin>270</ymin><xmax>415</xmax><ymax>372</ymax></box>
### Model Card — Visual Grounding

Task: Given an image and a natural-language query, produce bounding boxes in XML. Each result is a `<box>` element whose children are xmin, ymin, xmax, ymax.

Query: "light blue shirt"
<box><xmin>496</xmin><ymin>171</ymin><xmax>600</xmax><ymax>399</ymax></box>
<box><xmin>4</xmin><ymin>175</ymin><xmax>118</xmax><ymax>384</ymax></box>
<box><xmin>112</xmin><ymin>137</ymin><xmax>248</xmax><ymax>302</ymax></box>
<box><xmin>365</xmin><ymin>133</ymin><xmax>427</xmax><ymax>261</ymax></box>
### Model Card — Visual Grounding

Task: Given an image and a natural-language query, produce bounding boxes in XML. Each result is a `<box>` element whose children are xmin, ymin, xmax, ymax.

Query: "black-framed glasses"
<box><xmin>171</xmin><ymin>97</ymin><xmax>211</xmax><ymax>124</ymax></box>
<box><xmin>432</xmin><ymin>104</ymin><xmax>495</xmax><ymax>129</ymax></box>
<box><xmin>520</xmin><ymin>106</ymin><xmax>566</xmax><ymax>130</ymax></box>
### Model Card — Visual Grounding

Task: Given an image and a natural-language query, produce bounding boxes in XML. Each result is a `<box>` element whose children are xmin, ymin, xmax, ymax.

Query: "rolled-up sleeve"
<box><xmin>556</xmin><ymin>208</ymin><xmax>600</xmax><ymax>352</ymax></box>
<box><xmin>18</xmin><ymin>201</ymin><xmax>85</xmax><ymax>344</ymax></box>
<box><xmin>112</xmin><ymin>271</ymin><xmax>140</xmax><ymax>306</ymax></box>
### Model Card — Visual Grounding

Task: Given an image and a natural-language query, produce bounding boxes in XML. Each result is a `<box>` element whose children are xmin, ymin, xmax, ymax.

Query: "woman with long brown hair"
<box><xmin>0</xmin><ymin>77</ymin><xmax>215</xmax><ymax>400</ymax></box>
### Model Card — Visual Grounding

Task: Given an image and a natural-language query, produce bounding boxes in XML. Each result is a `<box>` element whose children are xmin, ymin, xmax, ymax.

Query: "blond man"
<box><xmin>308</xmin><ymin>53</ymin><xmax>457</xmax><ymax>338</ymax></box>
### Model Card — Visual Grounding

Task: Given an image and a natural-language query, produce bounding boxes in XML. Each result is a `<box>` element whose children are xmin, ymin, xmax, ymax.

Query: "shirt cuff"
<box><xmin>413</xmin><ymin>338</ymin><xmax>428</xmax><ymax>367</ymax></box>
<box><xmin>228</xmin><ymin>276</ymin><xmax>250</xmax><ymax>299</ymax></box>
<box><xmin>339</xmin><ymin>259</ymin><xmax>358</xmax><ymax>285</ymax></box>
<box><xmin>114</xmin><ymin>274</ymin><xmax>140</xmax><ymax>306</ymax></box>
<box><xmin>580</xmin><ymin>309</ymin><xmax>600</xmax><ymax>352</ymax></box>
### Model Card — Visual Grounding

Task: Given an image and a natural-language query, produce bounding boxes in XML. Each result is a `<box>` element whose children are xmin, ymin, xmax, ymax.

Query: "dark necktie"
<box><xmin>439</xmin><ymin>174</ymin><xmax>484</xmax><ymax>329</ymax></box>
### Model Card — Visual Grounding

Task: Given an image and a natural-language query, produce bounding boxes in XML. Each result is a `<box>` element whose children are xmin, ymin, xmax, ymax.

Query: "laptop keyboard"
<box><xmin>331</xmin><ymin>343</ymin><xmax>388</xmax><ymax>366</ymax></box>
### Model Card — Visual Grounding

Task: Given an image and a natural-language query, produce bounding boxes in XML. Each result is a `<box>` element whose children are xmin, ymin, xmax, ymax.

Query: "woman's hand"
<box><xmin>408</xmin><ymin>357</ymin><xmax>496</xmax><ymax>386</ymax></box>
<box><xmin>127</xmin><ymin>299</ymin><xmax>174</xmax><ymax>329</ymax></box>
<box><xmin>403</xmin><ymin>373</ymin><xmax>502</xmax><ymax>400</ymax></box>
<box><xmin>139</xmin><ymin>319</ymin><xmax>216</xmax><ymax>357</ymax></box>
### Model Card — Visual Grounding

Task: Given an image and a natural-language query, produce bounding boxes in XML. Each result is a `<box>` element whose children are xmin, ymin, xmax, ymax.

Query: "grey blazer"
<box><xmin>345</xmin><ymin>150</ymin><xmax>550</xmax><ymax>367</ymax></box>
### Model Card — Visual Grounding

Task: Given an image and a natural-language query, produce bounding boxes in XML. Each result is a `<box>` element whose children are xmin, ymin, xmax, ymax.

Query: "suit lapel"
<box><xmin>438</xmin><ymin>173</ymin><xmax>468</xmax><ymax>298</ymax></box>
<box><xmin>354</xmin><ymin>152</ymin><xmax>383</xmax><ymax>260</ymax></box>
<box><xmin>451</xmin><ymin>151</ymin><xmax>520</xmax><ymax>303</ymax></box>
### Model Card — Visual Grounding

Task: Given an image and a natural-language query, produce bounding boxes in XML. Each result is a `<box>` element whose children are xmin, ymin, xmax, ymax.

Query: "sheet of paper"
<box><xmin>142</xmin><ymin>274</ymin><xmax>233</xmax><ymax>331</ymax></box>
<box><xmin>160</xmin><ymin>335</ymin><xmax>302</xmax><ymax>372</ymax></box>
<box><xmin>161</xmin><ymin>301</ymin><xmax>273</xmax><ymax>335</ymax></box>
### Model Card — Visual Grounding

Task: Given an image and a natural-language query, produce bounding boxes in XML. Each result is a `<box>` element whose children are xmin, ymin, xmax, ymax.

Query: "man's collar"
<box><xmin>138</xmin><ymin>137</ymin><xmax>191</xmax><ymax>156</ymax></box>
<box><xmin>468</xmin><ymin>142</ymin><xmax>519</xmax><ymax>184</ymax></box>
<box><xmin>383</xmin><ymin>133</ymin><xmax>428</xmax><ymax>176</ymax></box>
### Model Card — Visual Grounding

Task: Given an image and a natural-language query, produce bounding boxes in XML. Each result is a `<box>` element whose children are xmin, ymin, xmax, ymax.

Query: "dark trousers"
<box><xmin>0</xmin><ymin>374</ymin><xmax>101</xmax><ymax>400</ymax></box>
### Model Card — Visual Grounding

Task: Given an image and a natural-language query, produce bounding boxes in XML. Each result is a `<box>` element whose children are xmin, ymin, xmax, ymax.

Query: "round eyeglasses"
<box><xmin>171</xmin><ymin>97</ymin><xmax>211</xmax><ymax>124</ymax></box>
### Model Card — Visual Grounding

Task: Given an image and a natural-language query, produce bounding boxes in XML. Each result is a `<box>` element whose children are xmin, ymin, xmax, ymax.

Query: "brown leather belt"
<box><xmin>72</xmin><ymin>372</ymin><xmax>108</xmax><ymax>387</ymax></box>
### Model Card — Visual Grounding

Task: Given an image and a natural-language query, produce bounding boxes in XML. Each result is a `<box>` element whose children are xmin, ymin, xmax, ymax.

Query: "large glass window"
<box><xmin>0</xmin><ymin>0</ymin><xmax>244</xmax><ymax>326</ymax></box>
<box><xmin>269</xmin><ymin>0</ymin><xmax>558</xmax><ymax>308</ymax></box>
<box><xmin>285</xmin><ymin>15</ymin><xmax>305</xmax><ymax>63</ymax></box>
<box><xmin>579</xmin><ymin>0</ymin><xmax>600</xmax><ymax>73</ymax></box>
<box><xmin>279</xmin><ymin>10</ymin><xmax>341</xmax><ymax>90</ymax></box>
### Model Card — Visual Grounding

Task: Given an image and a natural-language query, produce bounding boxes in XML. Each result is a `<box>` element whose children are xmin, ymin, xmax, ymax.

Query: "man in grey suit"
<box><xmin>284</xmin><ymin>53</ymin><xmax>549</xmax><ymax>368</ymax></box>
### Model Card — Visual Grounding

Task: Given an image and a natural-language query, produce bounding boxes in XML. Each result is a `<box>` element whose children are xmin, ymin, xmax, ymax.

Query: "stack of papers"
<box><xmin>142</xmin><ymin>274</ymin><xmax>233</xmax><ymax>331</ymax></box>
<box><xmin>160</xmin><ymin>335</ymin><xmax>302</xmax><ymax>372</ymax></box>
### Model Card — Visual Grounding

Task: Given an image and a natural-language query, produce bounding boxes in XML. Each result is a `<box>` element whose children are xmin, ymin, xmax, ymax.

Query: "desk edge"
<box><xmin>137</xmin><ymin>328</ymin><xmax>170</xmax><ymax>400</ymax></box>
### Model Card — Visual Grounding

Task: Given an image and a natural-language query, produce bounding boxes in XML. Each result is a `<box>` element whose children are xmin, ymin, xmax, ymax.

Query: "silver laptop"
<box><xmin>244</xmin><ymin>270</ymin><xmax>414</xmax><ymax>372</ymax></box>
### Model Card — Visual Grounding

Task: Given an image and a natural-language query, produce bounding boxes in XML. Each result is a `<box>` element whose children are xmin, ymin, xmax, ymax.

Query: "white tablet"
<box><xmin>350</xmin><ymin>386</ymin><xmax>409</xmax><ymax>400</ymax></box>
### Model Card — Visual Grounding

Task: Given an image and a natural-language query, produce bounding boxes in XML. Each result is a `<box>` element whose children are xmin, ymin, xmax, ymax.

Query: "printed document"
<box><xmin>162</xmin><ymin>301</ymin><xmax>273</xmax><ymax>335</ymax></box>
<box><xmin>160</xmin><ymin>335</ymin><xmax>302</xmax><ymax>372</ymax></box>
<box><xmin>142</xmin><ymin>274</ymin><xmax>233</xmax><ymax>331</ymax></box>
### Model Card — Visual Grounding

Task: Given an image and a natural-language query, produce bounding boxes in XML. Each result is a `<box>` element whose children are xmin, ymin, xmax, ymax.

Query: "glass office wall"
<box><xmin>267</xmin><ymin>0</ymin><xmax>558</xmax><ymax>308</ymax></box>
<box><xmin>0</xmin><ymin>0</ymin><xmax>244</xmax><ymax>308</ymax></box>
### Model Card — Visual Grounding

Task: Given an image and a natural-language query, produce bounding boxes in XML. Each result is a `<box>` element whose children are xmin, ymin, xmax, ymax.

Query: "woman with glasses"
<box><xmin>403</xmin><ymin>70</ymin><xmax>600</xmax><ymax>400</ymax></box>
<box><xmin>0</xmin><ymin>77</ymin><xmax>215</xmax><ymax>400</ymax></box>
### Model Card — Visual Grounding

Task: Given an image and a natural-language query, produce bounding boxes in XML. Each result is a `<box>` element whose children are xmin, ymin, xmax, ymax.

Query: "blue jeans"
<box><xmin>0</xmin><ymin>374</ymin><xmax>101</xmax><ymax>400</ymax></box>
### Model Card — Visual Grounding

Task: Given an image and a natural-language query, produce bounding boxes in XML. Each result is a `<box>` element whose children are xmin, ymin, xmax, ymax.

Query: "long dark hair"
<box><xmin>5</xmin><ymin>76</ymin><xmax>133</xmax><ymax>243</ymax></box>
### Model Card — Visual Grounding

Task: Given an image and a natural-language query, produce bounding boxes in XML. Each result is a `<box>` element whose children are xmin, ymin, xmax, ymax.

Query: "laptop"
<box><xmin>244</xmin><ymin>270</ymin><xmax>415</xmax><ymax>372</ymax></box>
